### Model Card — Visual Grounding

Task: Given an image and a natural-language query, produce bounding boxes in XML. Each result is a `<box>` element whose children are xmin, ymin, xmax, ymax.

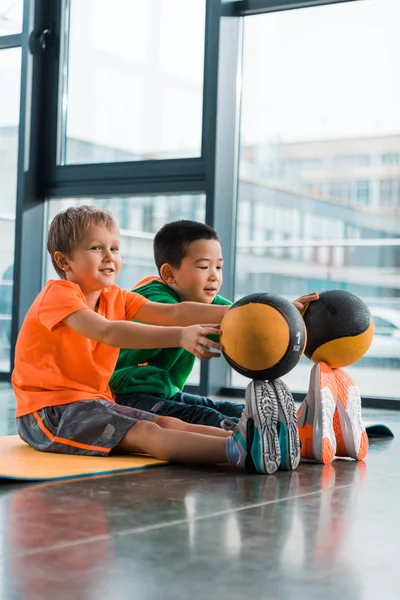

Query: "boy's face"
<box><xmin>59</xmin><ymin>224</ymin><xmax>122</xmax><ymax>292</ymax></box>
<box><xmin>168</xmin><ymin>239</ymin><xmax>223</xmax><ymax>304</ymax></box>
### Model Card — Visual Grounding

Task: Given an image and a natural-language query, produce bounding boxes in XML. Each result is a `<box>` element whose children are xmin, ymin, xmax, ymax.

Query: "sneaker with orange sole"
<box><xmin>297</xmin><ymin>362</ymin><xmax>337</xmax><ymax>464</ymax></box>
<box><xmin>333</xmin><ymin>368</ymin><xmax>368</xmax><ymax>460</ymax></box>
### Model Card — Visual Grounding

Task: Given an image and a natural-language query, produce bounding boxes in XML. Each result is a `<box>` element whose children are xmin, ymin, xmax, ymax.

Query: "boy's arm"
<box><xmin>134</xmin><ymin>301</ymin><xmax>230</xmax><ymax>327</ymax></box>
<box><xmin>214</xmin><ymin>293</ymin><xmax>318</xmax><ymax>312</ymax></box>
<box><xmin>63</xmin><ymin>309</ymin><xmax>221</xmax><ymax>360</ymax></box>
<box><xmin>133</xmin><ymin>291</ymin><xmax>318</xmax><ymax>327</ymax></box>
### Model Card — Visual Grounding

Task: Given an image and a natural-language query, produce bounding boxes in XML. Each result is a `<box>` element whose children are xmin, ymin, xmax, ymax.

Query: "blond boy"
<box><xmin>13</xmin><ymin>206</ymin><xmax>285</xmax><ymax>474</ymax></box>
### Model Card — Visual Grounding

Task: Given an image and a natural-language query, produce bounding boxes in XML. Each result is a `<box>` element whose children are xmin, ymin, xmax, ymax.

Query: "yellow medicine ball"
<box><xmin>220</xmin><ymin>293</ymin><xmax>306</xmax><ymax>380</ymax></box>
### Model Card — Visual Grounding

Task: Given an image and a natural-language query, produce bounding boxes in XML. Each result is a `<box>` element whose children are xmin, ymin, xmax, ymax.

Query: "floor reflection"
<box><xmin>6</xmin><ymin>480</ymin><xmax>112</xmax><ymax>599</ymax></box>
<box><xmin>0</xmin><ymin>382</ymin><xmax>398</xmax><ymax>600</ymax></box>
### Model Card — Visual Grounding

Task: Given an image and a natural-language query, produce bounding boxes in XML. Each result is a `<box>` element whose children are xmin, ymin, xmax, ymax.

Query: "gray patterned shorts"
<box><xmin>17</xmin><ymin>399</ymin><xmax>156</xmax><ymax>456</ymax></box>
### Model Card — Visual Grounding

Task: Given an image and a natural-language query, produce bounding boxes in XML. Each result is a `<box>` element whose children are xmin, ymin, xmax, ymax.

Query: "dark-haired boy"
<box><xmin>111</xmin><ymin>221</ymin><xmax>239</xmax><ymax>427</ymax></box>
<box><xmin>110</xmin><ymin>220</ymin><xmax>318</xmax><ymax>470</ymax></box>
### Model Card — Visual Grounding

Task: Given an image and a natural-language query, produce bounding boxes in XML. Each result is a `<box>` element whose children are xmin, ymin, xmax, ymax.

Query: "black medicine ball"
<box><xmin>303</xmin><ymin>289</ymin><xmax>374</xmax><ymax>368</ymax></box>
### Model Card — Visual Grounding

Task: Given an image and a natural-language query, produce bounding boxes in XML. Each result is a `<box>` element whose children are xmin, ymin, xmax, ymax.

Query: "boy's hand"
<box><xmin>180</xmin><ymin>325</ymin><xmax>222</xmax><ymax>360</ymax></box>
<box><xmin>292</xmin><ymin>291</ymin><xmax>319</xmax><ymax>314</ymax></box>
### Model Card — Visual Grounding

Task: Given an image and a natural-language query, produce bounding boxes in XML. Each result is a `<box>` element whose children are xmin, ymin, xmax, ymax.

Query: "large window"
<box><xmin>234</xmin><ymin>0</ymin><xmax>400</xmax><ymax>398</ymax></box>
<box><xmin>59</xmin><ymin>0</ymin><xmax>206</xmax><ymax>164</ymax></box>
<box><xmin>0</xmin><ymin>1</ymin><xmax>23</xmax><ymax>35</ymax></box>
<box><xmin>46</xmin><ymin>195</ymin><xmax>206</xmax><ymax>385</ymax></box>
<box><xmin>0</xmin><ymin>46</ymin><xmax>21</xmax><ymax>372</ymax></box>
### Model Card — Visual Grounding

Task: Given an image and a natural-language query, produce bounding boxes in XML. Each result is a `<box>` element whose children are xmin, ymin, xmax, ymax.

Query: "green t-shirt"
<box><xmin>109</xmin><ymin>278</ymin><xmax>232</xmax><ymax>399</ymax></box>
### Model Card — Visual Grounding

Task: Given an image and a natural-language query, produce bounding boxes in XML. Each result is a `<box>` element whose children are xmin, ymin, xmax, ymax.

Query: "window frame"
<box><xmin>0</xmin><ymin>17</ymin><xmax>23</xmax><ymax>379</ymax></box>
<box><xmin>12</xmin><ymin>0</ymin><xmax>399</xmax><ymax>407</ymax></box>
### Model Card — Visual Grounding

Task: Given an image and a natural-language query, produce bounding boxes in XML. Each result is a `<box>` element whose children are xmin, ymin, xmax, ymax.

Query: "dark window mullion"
<box><xmin>43</xmin><ymin>157</ymin><xmax>208</xmax><ymax>198</ymax></box>
<box><xmin>45</xmin><ymin>178</ymin><xmax>208</xmax><ymax>200</ymax></box>
<box><xmin>235</xmin><ymin>0</ymin><xmax>358</xmax><ymax>16</ymax></box>
<box><xmin>201</xmin><ymin>2</ymin><xmax>243</xmax><ymax>396</ymax></box>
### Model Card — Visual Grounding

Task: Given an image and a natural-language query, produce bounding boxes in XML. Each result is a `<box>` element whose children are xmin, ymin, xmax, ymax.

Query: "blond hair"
<box><xmin>47</xmin><ymin>205</ymin><xmax>117</xmax><ymax>279</ymax></box>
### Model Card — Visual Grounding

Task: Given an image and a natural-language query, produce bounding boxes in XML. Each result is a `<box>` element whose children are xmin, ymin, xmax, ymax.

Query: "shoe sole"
<box><xmin>297</xmin><ymin>362</ymin><xmax>337</xmax><ymax>464</ymax></box>
<box><xmin>266</xmin><ymin>380</ymin><xmax>300</xmax><ymax>470</ymax></box>
<box><xmin>333</xmin><ymin>369</ymin><xmax>368</xmax><ymax>460</ymax></box>
<box><xmin>247</xmin><ymin>381</ymin><xmax>280</xmax><ymax>474</ymax></box>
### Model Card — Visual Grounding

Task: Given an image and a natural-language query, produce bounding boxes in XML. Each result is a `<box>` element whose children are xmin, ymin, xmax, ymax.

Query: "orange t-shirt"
<box><xmin>12</xmin><ymin>280</ymin><xmax>148</xmax><ymax>417</ymax></box>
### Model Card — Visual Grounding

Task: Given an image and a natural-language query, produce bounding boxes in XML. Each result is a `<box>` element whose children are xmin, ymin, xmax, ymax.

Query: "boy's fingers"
<box><xmin>197</xmin><ymin>348</ymin><xmax>221</xmax><ymax>360</ymax></box>
<box><xmin>206</xmin><ymin>352</ymin><xmax>220</xmax><ymax>359</ymax></box>
<box><xmin>293</xmin><ymin>292</ymin><xmax>319</xmax><ymax>314</ymax></box>
<box><xmin>294</xmin><ymin>292</ymin><xmax>319</xmax><ymax>304</ymax></box>
<box><xmin>293</xmin><ymin>301</ymin><xmax>304</xmax><ymax>311</ymax></box>
<box><xmin>203</xmin><ymin>337</ymin><xmax>222</xmax><ymax>350</ymax></box>
<box><xmin>197</xmin><ymin>342</ymin><xmax>220</xmax><ymax>354</ymax></box>
<box><xmin>201</xmin><ymin>325</ymin><xmax>221</xmax><ymax>334</ymax></box>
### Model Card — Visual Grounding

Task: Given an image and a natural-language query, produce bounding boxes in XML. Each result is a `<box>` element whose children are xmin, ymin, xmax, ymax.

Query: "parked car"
<box><xmin>364</xmin><ymin>306</ymin><xmax>400</xmax><ymax>366</ymax></box>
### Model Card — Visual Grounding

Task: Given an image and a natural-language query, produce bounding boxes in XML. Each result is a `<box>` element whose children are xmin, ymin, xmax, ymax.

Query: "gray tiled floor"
<box><xmin>0</xmin><ymin>383</ymin><xmax>399</xmax><ymax>600</ymax></box>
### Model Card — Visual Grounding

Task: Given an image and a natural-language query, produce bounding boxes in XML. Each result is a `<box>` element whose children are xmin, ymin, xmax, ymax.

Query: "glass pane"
<box><xmin>46</xmin><ymin>194</ymin><xmax>206</xmax><ymax>385</ymax></box>
<box><xmin>0</xmin><ymin>1</ymin><xmax>23</xmax><ymax>35</ymax></box>
<box><xmin>60</xmin><ymin>0</ymin><xmax>206</xmax><ymax>164</ymax></box>
<box><xmin>0</xmin><ymin>47</ymin><xmax>21</xmax><ymax>372</ymax></box>
<box><xmin>235</xmin><ymin>0</ymin><xmax>400</xmax><ymax>399</ymax></box>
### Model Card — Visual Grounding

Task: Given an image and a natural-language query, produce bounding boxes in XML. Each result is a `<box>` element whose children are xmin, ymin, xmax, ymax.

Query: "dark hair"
<box><xmin>153</xmin><ymin>220</ymin><xmax>219</xmax><ymax>272</ymax></box>
<box><xmin>47</xmin><ymin>205</ymin><xmax>117</xmax><ymax>279</ymax></box>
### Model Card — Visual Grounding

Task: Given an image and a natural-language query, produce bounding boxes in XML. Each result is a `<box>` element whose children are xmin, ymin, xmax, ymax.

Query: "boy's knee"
<box><xmin>154</xmin><ymin>415</ymin><xmax>184</xmax><ymax>430</ymax></box>
<box><xmin>118</xmin><ymin>419</ymin><xmax>160</xmax><ymax>451</ymax></box>
<box><xmin>121</xmin><ymin>421</ymin><xmax>159</xmax><ymax>443</ymax></box>
<box><xmin>134</xmin><ymin>419</ymin><xmax>160</xmax><ymax>436</ymax></box>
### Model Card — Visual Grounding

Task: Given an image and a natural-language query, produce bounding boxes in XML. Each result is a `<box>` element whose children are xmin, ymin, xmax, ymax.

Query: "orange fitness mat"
<box><xmin>0</xmin><ymin>435</ymin><xmax>167</xmax><ymax>482</ymax></box>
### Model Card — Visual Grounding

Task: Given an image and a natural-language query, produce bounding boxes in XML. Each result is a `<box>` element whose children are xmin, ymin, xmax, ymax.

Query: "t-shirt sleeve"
<box><xmin>123</xmin><ymin>290</ymin><xmax>149</xmax><ymax>321</ymax></box>
<box><xmin>134</xmin><ymin>282</ymin><xmax>179</xmax><ymax>305</ymax></box>
<box><xmin>38</xmin><ymin>281</ymin><xmax>89</xmax><ymax>332</ymax></box>
<box><xmin>213</xmin><ymin>295</ymin><xmax>233</xmax><ymax>306</ymax></box>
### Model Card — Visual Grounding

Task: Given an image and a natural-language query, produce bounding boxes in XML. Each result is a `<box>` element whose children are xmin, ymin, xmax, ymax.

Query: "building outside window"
<box><xmin>235</xmin><ymin>0</ymin><xmax>400</xmax><ymax>398</ymax></box>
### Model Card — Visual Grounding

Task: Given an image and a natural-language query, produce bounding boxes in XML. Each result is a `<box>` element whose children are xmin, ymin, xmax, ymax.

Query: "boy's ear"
<box><xmin>159</xmin><ymin>263</ymin><xmax>176</xmax><ymax>284</ymax></box>
<box><xmin>53</xmin><ymin>251</ymin><xmax>72</xmax><ymax>273</ymax></box>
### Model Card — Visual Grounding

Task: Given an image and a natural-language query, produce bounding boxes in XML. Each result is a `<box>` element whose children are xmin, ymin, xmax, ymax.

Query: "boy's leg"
<box><xmin>233</xmin><ymin>380</ymin><xmax>280</xmax><ymax>474</ymax></box>
<box><xmin>153</xmin><ymin>415</ymin><xmax>230</xmax><ymax>438</ymax></box>
<box><xmin>116</xmin><ymin>420</ymin><xmax>229</xmax><ymax>463</ymax></box>
<box><xmin>17</xmin><ymin>399</ymin><xmax>231</xmax><ymax>463</ymax></box>
<box><xmin>265</xmin><ymin>379</ymin><xmax>301</xmax><ymax>471</ymax></box>
<box><xmin>115</xmin><ymin>391</ymin><xmax>237</xmax><ymax>428</ymax></box>
<box><xmin>18</xmin><ymin>397</ymin><xmax>277</xmax><ymax>474</ymax></box>
<box><xmin>177</xmin><ymin>391</ymin><xmax>244</xmax><ymax>420</ymax></box>
<box><xmin>117</xmin><ymin>382</ymin><xmax>283</xmax><ymax>473</ymax></box>
<box><xmin>229</xmin><ymin>380</ymin><xmax>300</xmax><ymax>471</ymax></box>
